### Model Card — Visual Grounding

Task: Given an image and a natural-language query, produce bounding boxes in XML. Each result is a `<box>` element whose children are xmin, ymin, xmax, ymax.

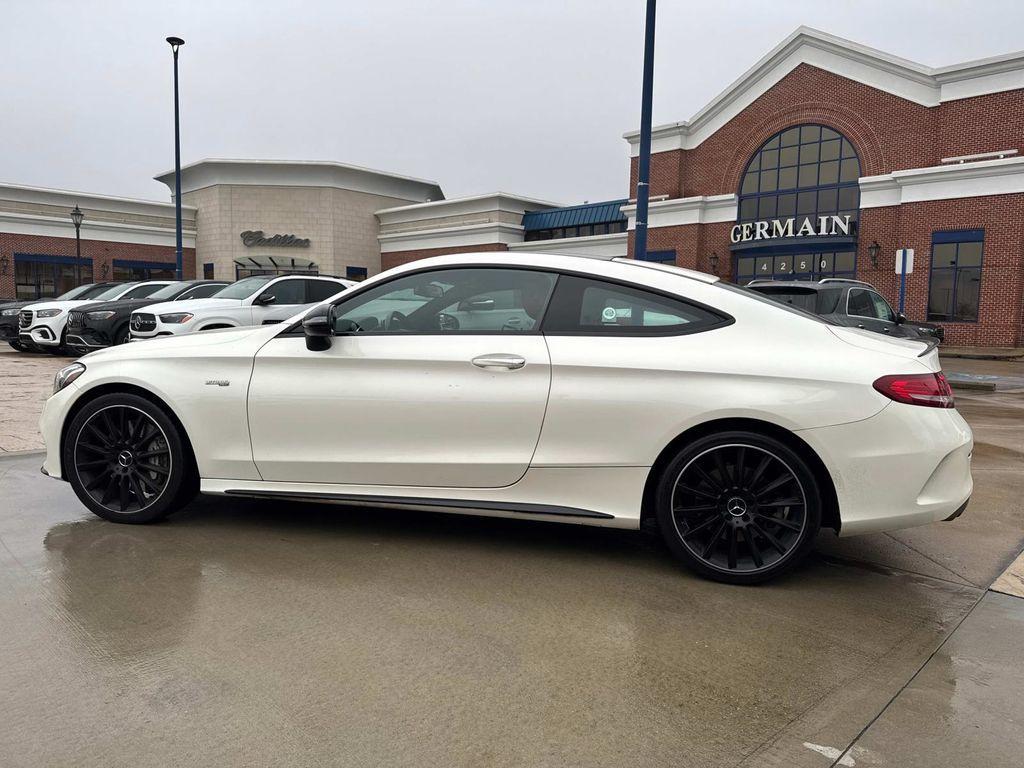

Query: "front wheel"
<box><xmin>655</xmin><ymin>431</ymin><xmax>821</xmax><ymax>584</ymax></box>
<box><xmin>63</xmin><ymin>393</ymin><xmax>197</xmax><ymax>523</ymax></box>
<box><xmin>8</xmin><ymin>340</ymin><xmax>25</xmax><ymax>352</ymax></box>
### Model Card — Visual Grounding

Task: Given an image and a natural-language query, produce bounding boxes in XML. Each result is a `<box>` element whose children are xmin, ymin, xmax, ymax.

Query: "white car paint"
<box><xmin>41</xmin><ymin>252</ymin><xmax>972</xmax><ymax>553</ymax></box>
<box><xmin>20</xmin><ymin>281</ymin><xmax>172</xmax><ymax>349</ymax></box>
<box><xmin>128</xmin><ymin>275</ymin><xmax>353</xmax><ymax>339</ymax></box>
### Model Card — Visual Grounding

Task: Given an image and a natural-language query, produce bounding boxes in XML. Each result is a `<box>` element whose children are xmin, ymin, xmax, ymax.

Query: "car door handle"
<box><xmin>471</xmin><ymin>354</ymin><xmax>526</xmax><ymax>370</ymax></box>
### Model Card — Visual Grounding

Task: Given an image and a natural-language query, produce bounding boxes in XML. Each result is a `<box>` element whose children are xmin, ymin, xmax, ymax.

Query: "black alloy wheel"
<box><xmin>64</xmin><ymin>393</ymin><xmax>196</xmax><ymax>523</ymax></box>
<box><xmin>655</xmin><ymin>431</ymin><xmax>821</xmax><ymax>584</ymax></box>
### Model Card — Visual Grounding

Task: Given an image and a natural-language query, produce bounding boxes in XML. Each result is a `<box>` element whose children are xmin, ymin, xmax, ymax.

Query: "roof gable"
<box><xmin>625</xmin><ymin>27</ymin><xmax>1024</xmax><ymax>155</ymax></box>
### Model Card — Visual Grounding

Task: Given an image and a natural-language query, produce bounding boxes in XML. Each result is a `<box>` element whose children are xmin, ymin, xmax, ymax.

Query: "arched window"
<box><xmin>734</xmin><ymin>125</ymin><xmax>861</xmax><ymax>283</ymax></box>
<box><xmin>738</xmin><ymin>125</ymin><xmax>860</xmax><ymax>224</ymax></box>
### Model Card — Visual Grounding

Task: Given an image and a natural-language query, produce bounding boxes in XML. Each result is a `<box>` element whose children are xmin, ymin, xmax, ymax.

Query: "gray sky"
<box><xmin>3</xmin><ymin>0</ymin><xmax>1023</xmax><ymax>205</ymax></box>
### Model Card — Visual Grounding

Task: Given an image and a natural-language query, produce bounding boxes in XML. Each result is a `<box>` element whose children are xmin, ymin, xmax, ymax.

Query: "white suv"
<box><xmin>20</xmin><ymin>281</ymin><xmax>172</xmax><ymax>353</ymax></box>
<box><xmin>129</xmin><ymin>274</ymin><xmax>353</xmax><ymax>339</ymax></box>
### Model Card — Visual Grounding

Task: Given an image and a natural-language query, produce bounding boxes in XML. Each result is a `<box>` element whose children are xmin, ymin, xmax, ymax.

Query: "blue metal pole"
<box><xmin>172</xmin><ymin>45</ymin><xmax>183</xmax><ymax>281</ymax></box>
<box><xmin>898</xmin><ymin>250</ymin><xmax>907</xmax><ymax>315</ymax></box>
<box><xmin>633</xmin><ymin>0</ymin><xmax>657</xmax><ymax>263</ymax></box>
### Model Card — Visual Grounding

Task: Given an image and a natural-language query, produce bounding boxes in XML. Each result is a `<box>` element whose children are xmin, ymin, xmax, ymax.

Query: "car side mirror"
<box><xmin>895</xmin><ymin>312</ymin><xmax>906</xmax><ymax>324</ymax></box>
<box><xmin>253</xmin><ymin>292</ymin><xmax>276</xmax><ymax>306</ymax></box>
<box><xmin>303</xmin><ymin>306</ymin><xmax>333</xmax><ymax>351</ymax></box>
<box><xmin>458</xmin><ymin>297</ymin><xmax>495</xmax><ymax>312</ymax></box>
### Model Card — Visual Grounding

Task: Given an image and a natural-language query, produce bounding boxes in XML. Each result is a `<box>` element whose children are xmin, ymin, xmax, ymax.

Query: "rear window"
<box><xmin>716</xmin><ymin>282</ymin><xmax>831</xmax><ymax>324</ymax></box>
<box><xmin>751</xmin><ymin>289</ymin><xmax>818</xmax><ymax>312</ymax></box>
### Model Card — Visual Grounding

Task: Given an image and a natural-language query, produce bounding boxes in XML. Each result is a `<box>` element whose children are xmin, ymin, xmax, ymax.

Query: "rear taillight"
<box><xmin>873</xmin><ymin>372</ymin><xmax>954</xmax><ymax>408</ymax></box>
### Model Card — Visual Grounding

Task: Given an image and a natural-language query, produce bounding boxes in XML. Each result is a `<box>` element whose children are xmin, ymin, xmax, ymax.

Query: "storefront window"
<box><xmin>112</xmin><ymin>260</ymin><xmax>176</xmax><ymax>281</ymax></box>
<box><xmin>14</xmin><ymin>254</ymin><xmax>92</xmax><ymax>300</ymax></box>
<box><xmin>928</xmin><ymin>230</ymin><xmax>983</xmax><ymax>322</ymax></box>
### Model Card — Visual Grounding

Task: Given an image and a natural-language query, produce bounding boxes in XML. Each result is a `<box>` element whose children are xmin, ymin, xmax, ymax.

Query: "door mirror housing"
<box><xmin>895</xmin><ymin>312</ymin><xmax>906</xmax><ymax>324</ymax></box>
<box><xmin>253</xmin><ymin>292</ymin><xmax>277</xmax><ymax>306</ymax></box>
<box><xmin>303</xmin><ymin>305</ymin><xmax>333</xmax><ymax>351</ymax></box>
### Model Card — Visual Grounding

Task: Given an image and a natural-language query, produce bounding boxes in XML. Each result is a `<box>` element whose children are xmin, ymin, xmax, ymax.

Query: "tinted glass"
<box><xmin>332</xmin><ymin>268</ymin><xmax>557</xmax><ymax>334</ymax></box>
<box><xmin>267</xmin><ymin>279</ymin><xmax>306</xmax><ymax>305</ymax></box>
<box><xmin>305</xmin><ymin>280</ymin><xmax>345</xmax><ymax>303</ymax></box>
<box><xmin>182</xmin><ymin>283</ymin><xmax>228</xmax><ymax>299</ymax></box>
<box><xmin>147</xmin><ymin>281</ymin><xmax>194</xmax><ymax>300</ymax></box>
<box><xmin>928</xmin><ymin>233</ymin><xmax>983</xmax><ymax>322</ymax></box>
<box><xmin>543</xmin><ymin>276</ymin><xmax>724</xmax><ymax>334</ymax></box>
<box><xmin>847</xmin><ymin>289</ymin><xmax>874</xmax><ymax>317</ymax></box>
<box><xmin>751</xmin><ymin>289</ymin><xmax>818</xmax><ymax>312</ymax></box>
<box><xmin>93</xmin><ymin>283</ymin><xmax>140</xmax><ymax>300</ymax></box>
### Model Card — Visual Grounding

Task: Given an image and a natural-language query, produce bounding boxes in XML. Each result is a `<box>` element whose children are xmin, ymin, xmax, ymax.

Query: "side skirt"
<box><xmin>221</xmin><ymin>488</ymin><xmax>614</xmax><ymax>520</ymax></box>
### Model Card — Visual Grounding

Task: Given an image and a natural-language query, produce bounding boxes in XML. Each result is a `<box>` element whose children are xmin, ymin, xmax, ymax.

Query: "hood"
<box><xmin>0</xmin><ymin>300</ymin><xmax>36</xmax><ymax>312</ymax></box>
<box><xmin>139</xmin><ymin>298</ymin><xmax>243</xmax><ymax>315</ymax></box>
<box><xmin>82</xmin><ymin>323</ymin><xmax>273</xmax><ymax>363</ymax></box>
<box><xmin>73</xmin><ymin>297</ymin><xmax>164</xmax><ymax>314</ymax></box>
<box><xmin>21</xmin><ymin>299</ymin><xmax>101</xmax><ymax>313</ymax></box>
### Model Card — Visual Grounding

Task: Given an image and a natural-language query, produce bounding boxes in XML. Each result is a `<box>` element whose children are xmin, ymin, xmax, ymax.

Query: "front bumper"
<box><xmin>40</xmin><ymin>382</ymin><xmax>81</xmax><ymax>481</ymax></box>
<box><xmin>798</xmin><ymin>402</ymin><xmax>973</xmax><ymax>537</ymax></box>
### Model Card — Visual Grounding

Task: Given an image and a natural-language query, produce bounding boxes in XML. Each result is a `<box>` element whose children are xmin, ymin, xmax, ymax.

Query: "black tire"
<box><xmin>113</xmin><ymin>325</ymin><xmax>130</xmax><ymax>345</ymax></box>
<box><xmin>8</xmin><ymin>340</ymin><xmax>25</xmax><ymax>352</ymax></box>
<box><xmin>46</xmin><ymin>329</ymin><xmax>68</xmax><ymax>355</ymax></box>
<box><xmin>63</xmin><ymin>393</ymin><xmax>197</xmax><ymax>524</ymax></box>
<box><xmin>655</xmin><ymin>431</ymin><xmax>821</xmax><ymax>584</ymax></box>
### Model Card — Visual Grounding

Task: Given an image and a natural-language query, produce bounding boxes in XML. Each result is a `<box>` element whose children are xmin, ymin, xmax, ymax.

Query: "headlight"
<box><xmin>86</xmin><ymin>310</ymin><xmax>116</xmax><ymax>321</ymax></box>
<box><xmin>159</xmin><ymin>313</ymin><xmax>194</xmax><ymax>324</ymax></box>
<box><xmin>37</xmin><ymin>309</ymin><xmax>63</xmax><ymax>318</ymax></box>
<box><xmin>1</xmin><ymin>308</ymin><xmax>17</xmax><ymax>316</ymax></box>
<box><xmin>53</xmin><ymin>362</ymin><xmax>86</xmax><ymax>394</ymax></box>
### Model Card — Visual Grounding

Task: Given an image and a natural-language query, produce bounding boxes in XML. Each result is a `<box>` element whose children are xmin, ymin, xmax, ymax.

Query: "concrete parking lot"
<box><xmin>1</xmin><ymin>345</ymin><xmax>1022</xmax><ymax>767</ymax></box>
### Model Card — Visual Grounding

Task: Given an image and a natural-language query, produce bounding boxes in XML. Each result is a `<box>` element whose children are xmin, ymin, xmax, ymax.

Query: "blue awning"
<box><xmin>522</xmin><ymin>199</ymin><xmax>627</xmax><ymax>231</ymax></box>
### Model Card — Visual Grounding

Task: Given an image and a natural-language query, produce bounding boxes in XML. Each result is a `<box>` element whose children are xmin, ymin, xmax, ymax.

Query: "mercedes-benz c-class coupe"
<box><xmin>40</xmin><ymin>253</ymin><xmax>972</xmax><ymax>583</ymax></box>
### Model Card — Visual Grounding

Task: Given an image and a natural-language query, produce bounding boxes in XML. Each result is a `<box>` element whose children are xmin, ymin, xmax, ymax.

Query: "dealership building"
<box><xmin>2</xmin><ymin>27</ymin><xmax>1023</xmax><ymax>346</ymax></box>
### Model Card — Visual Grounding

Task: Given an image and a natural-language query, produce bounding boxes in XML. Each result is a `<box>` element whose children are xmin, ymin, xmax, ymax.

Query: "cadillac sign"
<box><xmin>240</xmin><ymin>230</ymin><xmax>311</xmax><ymax>248</ymax></box>
<box><xmin>730</xmin><ymin>214</ymin><xmax>853</xmax><ymax>244</ymax></box>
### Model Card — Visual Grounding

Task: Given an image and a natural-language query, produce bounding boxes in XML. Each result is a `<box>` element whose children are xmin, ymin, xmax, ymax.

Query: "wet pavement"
<box><xmin>0</xmin><ymin>352</ymin><xmax>1022</xmax><ymax>766</ymax></box>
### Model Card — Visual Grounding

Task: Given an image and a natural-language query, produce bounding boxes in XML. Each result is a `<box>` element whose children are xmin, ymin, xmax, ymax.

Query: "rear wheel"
<box><xmin>655</xmin><ymin>431</ymin><xmax>821</xmax><ymax>584</ymax></box>
<box><xmin>63</xmin><ymin>393</ymin><xmax>196</xmax><ymax>523</ymax></box>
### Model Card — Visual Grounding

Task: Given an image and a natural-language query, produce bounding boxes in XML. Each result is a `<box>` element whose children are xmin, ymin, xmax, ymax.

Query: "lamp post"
<box><xmin>70</xmin><ymin>204</ymin><xmax>84</xmax><ymax>286</ymax></box>
<box><xmin>167</xmin><ymin>36</ymin><xmax>185</xmax><ymax>280</ymax></box>
<box><xmin>633</xmin><ymin>0</ymin><xmax>657</xmax><ymax>263</ymax></box>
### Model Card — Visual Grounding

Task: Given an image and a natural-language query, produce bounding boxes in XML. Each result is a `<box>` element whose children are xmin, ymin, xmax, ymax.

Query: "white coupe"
<box><xmin>41</xmin><ymin>253</ymin><xmax>972</xmax><ymax>583</ymax></box>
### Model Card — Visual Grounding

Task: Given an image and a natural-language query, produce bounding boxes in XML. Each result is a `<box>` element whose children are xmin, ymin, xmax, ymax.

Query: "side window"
<box><xmin>867</xmin><ymin>291</ymin><xmax>895</xmax><ymax>322</ymax></box>
<box><xmin>266</xmin><ymin>279</ymin><xmax>305</xmax><ymax>305</ymax></box>
<box><xmin>305</xmin><ymin>280</ymin><xmax>345</xmax><ymax>303</ymax></box>
<box><xmin>542</xmin><ymin>275</ymin><xmax>726</xmax><ymax>334</ymax></box>
<box><xmin>816</xmin><ymin>288</ymin><xmax>843</xmax><ymax>314</ymax></box>
<box><xmin>846</xmin><ymin>289</ymin><xmax>874</xmax><ymax>318</ymax></box>
<box><xmin>120</xmin><ymin>283</ymin><xmax>166</xmax><ymax>300</ymax></box>
<box><xmin>331</xmin><ymin>268</ymin><xmax>557</xmax><ymax>334</ymax></box>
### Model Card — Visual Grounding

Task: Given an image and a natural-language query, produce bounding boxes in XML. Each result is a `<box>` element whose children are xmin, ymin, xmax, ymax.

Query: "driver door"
<box><xmin>247</xmin><ymin>267</ymin><xmax>557</xmax><ymax>488</ymax></box>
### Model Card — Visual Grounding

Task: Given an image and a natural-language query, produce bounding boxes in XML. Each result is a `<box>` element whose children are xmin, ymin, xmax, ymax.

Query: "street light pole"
<box><xmin>167</xmin><ymin>36</ymin><xmax>185</xmax><ymax>280</ymax></box>
<box><xmin>633</xmin><ymin>0</ymin><xmax>657</xmax><ymax>263</ymax></box>
<box><xmin>70</xmin><ymin>204</ymin><xmax>84</xmax><ymax>286</ymax></box>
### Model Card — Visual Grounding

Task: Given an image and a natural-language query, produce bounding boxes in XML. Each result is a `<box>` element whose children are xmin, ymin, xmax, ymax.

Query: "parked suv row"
<box><xmin>1</xmin><ymin>274</ymin><xmax>354</xmax><ymax>356</ymax></box>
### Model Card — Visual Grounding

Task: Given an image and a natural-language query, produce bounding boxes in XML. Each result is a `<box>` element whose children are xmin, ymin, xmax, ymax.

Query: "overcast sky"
<box><xmin>3</xmin><ymin>0</ymin><xmax>1022</xmax><ymax>206</ymax></box>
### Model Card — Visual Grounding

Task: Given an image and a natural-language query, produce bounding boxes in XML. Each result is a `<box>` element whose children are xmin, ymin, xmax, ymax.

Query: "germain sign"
<box><xmin>730</xmin><ymin>214</ymin><xmax>853</xmax><ymax>244</ymax></box>
<box><xmin>240</xmin><ymin>230</ymin><xmax>311</xmax><ymax>248</ymax></box>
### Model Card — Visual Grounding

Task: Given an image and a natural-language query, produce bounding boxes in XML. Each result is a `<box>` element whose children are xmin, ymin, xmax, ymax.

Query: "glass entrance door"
<box><xmin>736</xmin><ymin>249</ymin><xmax>857</xmax><ymax>284</ymax></box>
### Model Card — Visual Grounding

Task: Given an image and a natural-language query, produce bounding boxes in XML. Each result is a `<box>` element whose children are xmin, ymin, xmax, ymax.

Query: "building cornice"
<box><xmin>378</xmin><ymin>221</ymin><xmax>525</xmax><ymax>253</ymax></box>
<box><xmin>375</xmin><ymin>192</ymin><xmax>561</xmax><ymax>226</ymax></box>
<box><xmin>620</xmin><ymin>194</ymin><xmax>737</xmax><ymax>230</ymax></box>
<box><xmin>154</xmin><ymin>158</ymin><xmax>444</xmax><ymax>204</ymax></box>
<box><xmin>0</xmin><ymin>182</ymin><xmax>196</xmax><ymax>218</ymax></box>
<box><xmin>623</xmin><ymin>27</ymin><xmax>1024</xmax><ymax>156</ymax></box>
<box><xmin>507</xmin><ymin>232</ymin><xmax>628</xmax><ymax>258</ymax></box>
<box><xmin>0</xmin><ymin>210</ymin><xmax>197</xmax><ymax>248</ymax></box>
<box><xmin>859</xmin><ymin>156</ymin><xmax>1024</xmax><ymax>208</ymax></box>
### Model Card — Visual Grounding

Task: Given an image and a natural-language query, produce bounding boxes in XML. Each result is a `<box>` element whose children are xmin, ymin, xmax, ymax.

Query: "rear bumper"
<box><xmin>797</xmin><ymin>402</ymin><xmax>973</xmax><ymax>537</ymax></box>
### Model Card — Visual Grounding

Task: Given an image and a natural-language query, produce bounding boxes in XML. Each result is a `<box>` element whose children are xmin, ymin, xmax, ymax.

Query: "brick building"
<box><xmin>619</xmin><ymin>27</ymin><xmax>1024</xmax><ymax>347</ymax></box>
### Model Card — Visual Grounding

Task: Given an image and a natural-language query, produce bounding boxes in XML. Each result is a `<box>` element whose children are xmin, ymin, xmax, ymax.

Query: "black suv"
<box><xmin>746</xmin><ymin>278</ymin><xmax>944</xmax><ymax>342</ymax></box>
<box><xmin>65</xmin><ymin>279</ymin><xmax>229</xmax><ymax>355</ymax></box>
<box><xmin>0</xmin><ymin>282</ymin><xmax>119</xmax><ymax>351</ymax></box>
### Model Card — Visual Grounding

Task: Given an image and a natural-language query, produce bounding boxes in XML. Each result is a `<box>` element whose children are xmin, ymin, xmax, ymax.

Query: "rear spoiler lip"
<box><xmin>917</xmin><ymin>338</ymin><xmax>940</xmax><ymax>357</ymax></box>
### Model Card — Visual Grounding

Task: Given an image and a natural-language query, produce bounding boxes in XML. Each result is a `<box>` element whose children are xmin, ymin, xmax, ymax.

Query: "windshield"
<box><xmin>120</xmin><ymin>283</ymin><xmax>169</xmax><ymax>300</ymax></box>
<box><xmin>749</xmin><ymin>288</ymin><xmax>819</xmax><ymax>312</ymax></box>
<box><xmin>90</xmin><ymin>282</ymin><xmax>140</xmax><ymax>301</ymax></box>
<box><xmin>146</xmin><ymin>281</ymin><xmax>192</xmax><ymax>300</ymax></box>
<box><xmin>214</xmin><ymin>276</ymin><xmax>275</xmax><ymax>300</ymax></box>
<box><xmin>716</xmin><ymin>282</ymin><xmax>832</xmax><ymax>324</ymax></box>
<box><xmin>55</xmin><ymin>283</ymin><xmax>103</xmax><ymax>301</ymax></box>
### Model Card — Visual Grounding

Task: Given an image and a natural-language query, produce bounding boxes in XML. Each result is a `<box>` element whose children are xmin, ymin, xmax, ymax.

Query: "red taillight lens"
<box><xmin>872</xmin><ymin>372</ymin><xmax>954</xmax><ymax>408</ymax></box>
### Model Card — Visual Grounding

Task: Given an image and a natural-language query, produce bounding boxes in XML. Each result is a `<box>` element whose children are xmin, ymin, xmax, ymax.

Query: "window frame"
<box><xmin>278</xmin><ymin>264</ymin><xmax>734</xmax><ymax>339</ymax></box>
<box><xmin>927</xmin><ymin>230</ymin><xmax>983</xmax><ymax>323</ymax></box>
